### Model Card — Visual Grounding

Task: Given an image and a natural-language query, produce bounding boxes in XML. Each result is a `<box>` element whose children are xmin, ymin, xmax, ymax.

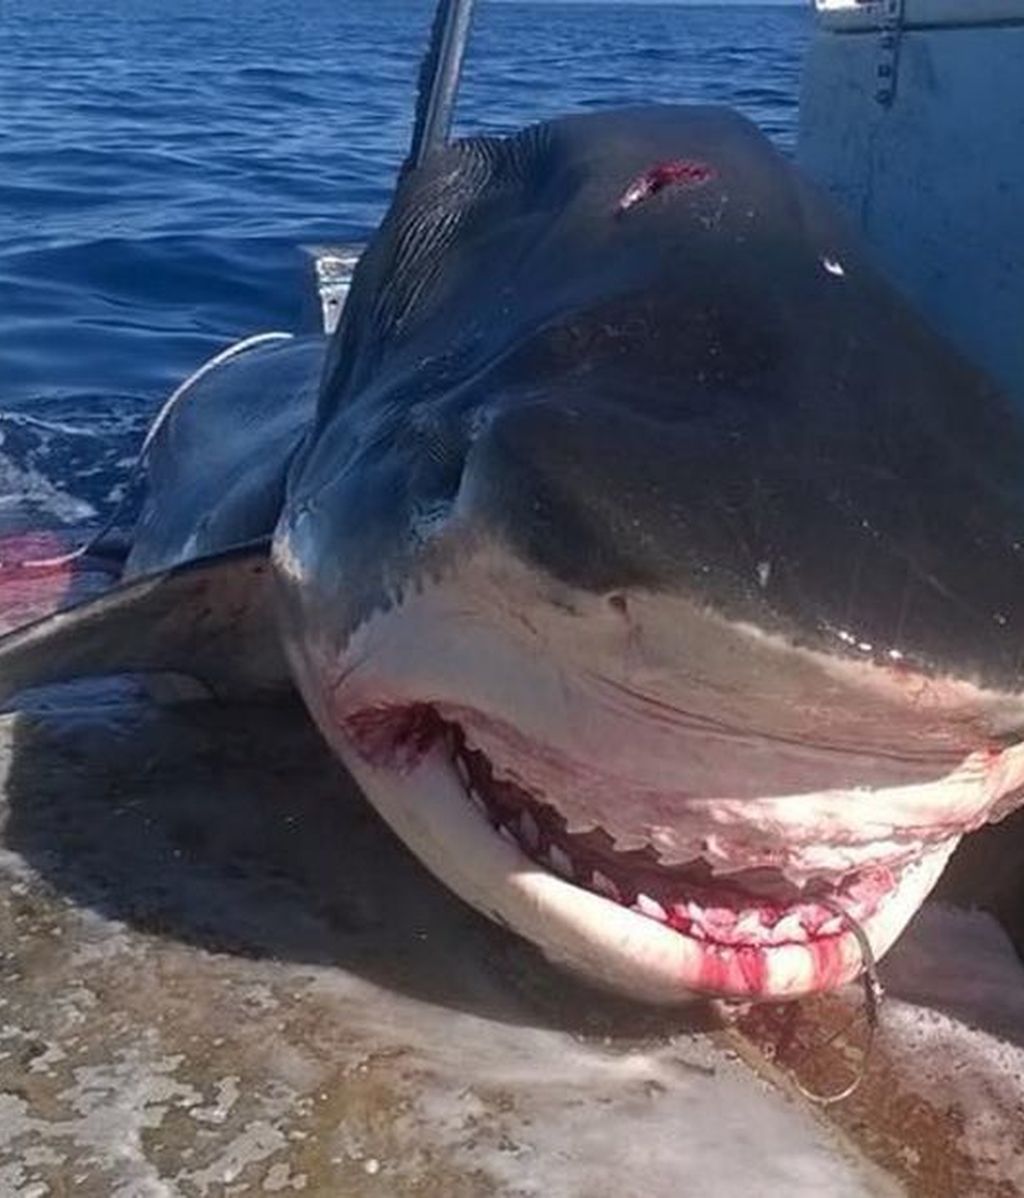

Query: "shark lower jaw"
<box><xmin>318</xmin><ymin>700</ymin><xmax>959</xmax><ymax>1004</ymax></box>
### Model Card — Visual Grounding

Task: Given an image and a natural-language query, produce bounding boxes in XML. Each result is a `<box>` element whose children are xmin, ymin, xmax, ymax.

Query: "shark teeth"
<box><xmin>633</xmin><ymin>893</ymin><xmax>668</xmax><ymax>922</ymax></box>
<box><xmin>591</xmin><ymin>871</ymin><xmax>621</xmax><ymax>902</ymax></box>
<box><xmin>518</xmin><ymin>810</ymin><xmax>540</xmax><ymax>851</ymax></box>
<box><xmin>548</xmin><ymin>844</ymin><xmax>574</xmax><ymax>879</ymax></box>
<box><xmin>733</xmin><ymin>911</ymin><xmax>765</xmax><ymax>939</ymax></box>
<box><xmin>448</xmin><ymin>733</ymin><xmax>882</xmax><ymax>955</ymax></box>
<box><xmin>770</xmin><ymin>913</ymin><xmax>808</xmax><ymax>944</ymax></box>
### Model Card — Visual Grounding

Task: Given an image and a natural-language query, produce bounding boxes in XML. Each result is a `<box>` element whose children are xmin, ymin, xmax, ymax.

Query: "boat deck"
<box><xmin>1</xmin><ymin>691</ymin><xmax>1021</xmax><ymax>1196</ymax></box>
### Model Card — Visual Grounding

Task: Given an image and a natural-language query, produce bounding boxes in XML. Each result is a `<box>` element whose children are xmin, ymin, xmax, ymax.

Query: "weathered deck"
<box><xmin>0</xmin><ymin>693</ymin><xmax>1020</xmax><ymax>1196</ymax></box>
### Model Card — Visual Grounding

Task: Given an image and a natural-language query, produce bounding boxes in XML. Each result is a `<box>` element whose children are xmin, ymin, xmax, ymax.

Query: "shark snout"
<box><xmin>452</xmin><ymin>393</ymin><xmax>752</xmax><ymax>607</ymax></box>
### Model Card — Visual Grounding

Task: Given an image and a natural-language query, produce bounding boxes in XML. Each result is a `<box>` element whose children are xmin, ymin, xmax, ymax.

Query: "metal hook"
<box><xmin>788</xmin><ymin>898</ymin><xmax>886</xmax><ymax>1107</ymax></box>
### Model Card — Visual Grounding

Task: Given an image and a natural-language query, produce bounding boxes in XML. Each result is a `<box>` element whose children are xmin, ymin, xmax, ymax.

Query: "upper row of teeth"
<box><xmin>465</xmin><ymin>785</ymin><xmax>848</xmax><ymax>945</ymax></box>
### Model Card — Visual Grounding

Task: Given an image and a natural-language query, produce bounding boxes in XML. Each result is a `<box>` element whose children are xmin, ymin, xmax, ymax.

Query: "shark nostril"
<box><xmin>607</xmin><ymin>592</ymin><xmax>629</xmax><ymax>616</ymax></box>
<box><xmin>403</xmin><ymin>408</ymin><xmax>473</xmax><ymax>542</ymax></box>
<box><xmin>410</xmin><ymin>444</ymin><xmax>469</xmax><ymax>542</ymax></box>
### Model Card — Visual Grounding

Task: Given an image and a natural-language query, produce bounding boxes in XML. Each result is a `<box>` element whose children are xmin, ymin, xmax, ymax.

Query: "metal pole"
<box><xmin>408</xmin><ymin>0</ymin><xmax>478</xmax><ymax>169</ymax></box>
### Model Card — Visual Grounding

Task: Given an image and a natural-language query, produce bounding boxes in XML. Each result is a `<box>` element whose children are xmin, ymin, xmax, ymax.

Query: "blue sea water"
<box><xmin>0</xmin><ymin>0</ymin><xmax>809</xmax><ymax>533</ymax></box>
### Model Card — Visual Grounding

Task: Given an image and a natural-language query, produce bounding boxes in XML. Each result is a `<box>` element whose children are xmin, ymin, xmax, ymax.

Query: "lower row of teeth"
<box><xmin>467</xmin><ymin>788</ymin><xmax>849</xmax><ymax>947</ymax></box>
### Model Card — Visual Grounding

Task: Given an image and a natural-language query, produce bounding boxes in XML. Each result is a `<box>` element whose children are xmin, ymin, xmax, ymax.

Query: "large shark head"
<box><xmin>272</xmin><ymin>107</ymin><xmax>1024</xmax><ymax>1003</ymax></box>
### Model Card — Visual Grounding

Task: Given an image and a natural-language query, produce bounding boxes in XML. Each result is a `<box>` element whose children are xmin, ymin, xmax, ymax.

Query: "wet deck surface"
<box><xmin>0</xmin><ymin>692</ymin><xmax>1021</xmax><ymax>1196</ymax></box>
<box><xmin>737</xmin><ymin>911</ymin><xmax>1024</xmax><ymax>1198</ymax></box>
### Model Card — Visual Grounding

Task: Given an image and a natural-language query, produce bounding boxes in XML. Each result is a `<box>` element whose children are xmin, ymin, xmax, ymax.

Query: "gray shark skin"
<box><xmin>288</xmin><ymin>106</ymin><xmax>1024</xmax><ymax>682</ymax></box>
<box><xmin>127</xmin><ymin>334</ymin><xmax>323</xmax><ymax>578</ymax></box>
<box><xmin>4</xmin><ymin>106</ymin><xmax>1024</xmax><ymax>1004</ymax></box>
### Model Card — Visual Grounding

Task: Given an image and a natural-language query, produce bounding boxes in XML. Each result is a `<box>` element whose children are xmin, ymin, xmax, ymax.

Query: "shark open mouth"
<box><xmin>338</xmin><ymin>699</ymin><xmax>963</xmax><ymax>1001</ymax></box>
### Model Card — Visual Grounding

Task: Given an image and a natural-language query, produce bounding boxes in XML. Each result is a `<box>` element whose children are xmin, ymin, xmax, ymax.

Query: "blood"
<box><xmin>808</xmin><ymin>936</ymin><xmax>849</xmax><ymax>991</ymax></box>
<box><xmin>0</xmin><ymin>531</ymin><xmax>112</xmax><ymax>635</ymax></box>
<box><xmin>734</xmin><ymin>945</ymin><xmax>769</xmax><ymax>994</ymax></box>
<box><xmin>344</xmin><ymin>703</ymin><xmax>447</xmax><ymax>770</ymax></box>
<box><xmin>690</xmin><ymin>934</ymin><xmax>852</xmax><ymax>998</ymax></box>
<box><xmin>692</xmin><ymin>944</ymin><xmax>766</xmax><ymax>996</ymax></box>
<box><xmin>617</xmin><ymin>159</ymin><xmax>717</xmax><ymax>214</ymax></box>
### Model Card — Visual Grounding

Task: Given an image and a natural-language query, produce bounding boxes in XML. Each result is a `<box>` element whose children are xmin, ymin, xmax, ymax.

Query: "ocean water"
<box><xmin>0</xmin><ymin>0</ymin><xmax>809</xmax><ymax>535</ymax></box>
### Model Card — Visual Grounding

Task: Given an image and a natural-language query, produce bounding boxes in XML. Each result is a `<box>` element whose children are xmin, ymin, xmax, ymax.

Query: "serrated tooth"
<box><xmin>818</xmin><ymin>915</ymin><xmax>843</xmax><ymax>936</ymax></box>
<box><xmin>498</xmin><ymin>823</ymin><xmax>518</xmax><ymax>847</ymax></box>
<box><xmin>454</xmin><ymin>755</ymin><xmax>470</xmax><ymax>787</ymax></box>
<box><xmin>548</xmin><ymin>844</ymin><xmax>574</xmax><ymax>878</ymax></box>
<box><xmin>634</xmin><ymin>893</ymin><xmax>668</xmax><ymax>923</ymax></box>
<box><xmin>672</xmin><ymin>903</ymin><xmax>693</xmax><ymax>927</ymax></box>
<box><xmin>467</xmin><ymin>787</ymin><xmax>486</xmax><ymax>813</ymax></box>
<box><xmin>734</xmin><ymin>911</ymin><xmax>764</xmax><ymax>939</ymax></box>
<box><xmin>686</xmin><ymin>901</ymin><xmax>703</xmax><ymax>924</ymax></box>
<box><xmin>689</xmin><ymin>924</ymin><xmax>707</xmax><ymax>941</ymax></box>
<box><xmin>771</xmin><ymin>913</ymin><xmax>806</xmax><ymax>943</ymax></box>
<box><xmin>703</xmin><ymin>906</ymin><xmax>737</xmax><ymax>931</ymax></box>
<box><xmin>519</xmin><ymin>810</ymin><xmax>540</xmax><ymax>850</ymax></box>
<box><xmin>592</xmin><ymin>871</ymin><xmax>621</xmax><ymax>902</ymax></box>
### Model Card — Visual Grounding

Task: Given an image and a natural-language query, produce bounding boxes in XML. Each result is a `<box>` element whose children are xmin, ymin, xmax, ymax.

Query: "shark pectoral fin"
<box><xmin>0</xmin><ymin>540</ymin><xmax>286</xmax><ymax>707</ymax></box>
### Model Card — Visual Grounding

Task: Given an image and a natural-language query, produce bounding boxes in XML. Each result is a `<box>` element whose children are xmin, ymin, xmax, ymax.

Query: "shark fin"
<box><xmin>0</xmin><ymin>540</ymin><xmax>285</xmax><ymax>706</ymax></box>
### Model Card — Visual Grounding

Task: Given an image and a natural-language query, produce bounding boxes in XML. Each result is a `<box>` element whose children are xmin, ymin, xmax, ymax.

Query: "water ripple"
<box><xmin>0</xmin><ymin>0</ymin><xmax>809</xmax><ymax>527</ymax></box>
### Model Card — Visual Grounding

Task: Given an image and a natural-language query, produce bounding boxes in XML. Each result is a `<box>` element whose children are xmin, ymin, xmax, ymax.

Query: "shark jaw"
<box><xmin>335</xmin><ymin>706</ymin><xmax>959</xmax><ymax>1003</ymax></box>
<box><xmin>273</xmin><ymin>539</ymin><xmax>1024</xmax><ymax>1005</ymax></box>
